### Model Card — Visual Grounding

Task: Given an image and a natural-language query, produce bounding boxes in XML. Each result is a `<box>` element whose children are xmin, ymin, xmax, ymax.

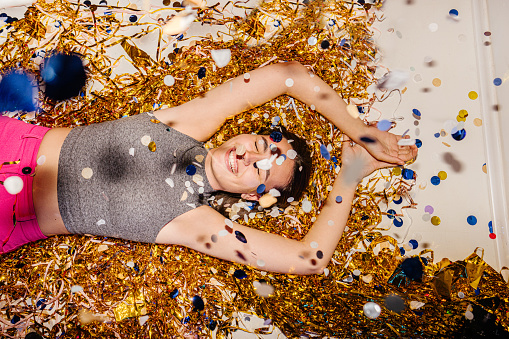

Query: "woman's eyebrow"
<box><xmin>261</xmin><ymin>137</ymin><xmax>269</xmax><ymax>152</ymax></box>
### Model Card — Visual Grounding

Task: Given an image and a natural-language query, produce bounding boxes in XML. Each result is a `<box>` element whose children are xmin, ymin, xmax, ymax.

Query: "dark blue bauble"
<box><xmin>42</xmin><ymin>53</ymin><xmax>87</xmax><ymax>101</ymax></box>
<box><xmin>401</xmin><ymin>256</ymin><xmax>424</xmax><ymax>281</ymax></box>
<box><xmin>192</xmin><ymin>295</ymin><xmax>205</xmax><ymax>311</ymax></box>
<box><xmin>0</xmin><ymin>70</ymin><xmax>37</xmax><ymax>112</ymax></box>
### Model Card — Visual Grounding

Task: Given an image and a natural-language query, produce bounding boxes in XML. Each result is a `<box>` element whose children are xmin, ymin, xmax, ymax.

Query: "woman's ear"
<box><xmin>241</xmin><ymin>192</ymin><xmax>260</xmax><ymax>201</ymax></box>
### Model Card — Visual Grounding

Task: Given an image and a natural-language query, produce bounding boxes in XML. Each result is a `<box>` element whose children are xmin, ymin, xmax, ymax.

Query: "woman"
<box><xmin>0</xmin><ymin>61</ymin><xmax>417</xmax><ymax>275</ymax></box>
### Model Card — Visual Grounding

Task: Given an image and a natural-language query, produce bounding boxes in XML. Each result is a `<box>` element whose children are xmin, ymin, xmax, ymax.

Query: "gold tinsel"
<box><xmin>1</xmin><ymin>0</ymin><xmax>508</xmax><ymax>338</ymax></box>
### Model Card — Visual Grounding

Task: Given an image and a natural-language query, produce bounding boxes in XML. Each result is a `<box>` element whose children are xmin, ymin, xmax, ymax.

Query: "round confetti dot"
<box><xmin>310</xmin><ymin>241</ymin><xmax>318</xmax><ymax>249</ymax></box>
<box><xmin>328</xmin><ymin>220</ymin><xmax>334</xmax><ymax>226</ymax></box>
<box><xmin>413</xmin><ymin>74</ymin><xmax>423</xmax><ymax>82</ymax></box>
<box><xmin>319</xmin><ymin>144</ymin><xmax>331</xmax><ymax>160</ymax></box>
<box><xmin>257</xmin><ymin>259</ymin><xmax>265</xmax><ymax>267</ymax></box>
<box><xmin>431</xmin><ymin>216</ymin><xmax>441</xmax><ymax>226</ymax></box>
<box><xmin>458</xmin><ymin>34</ymin><xmax>467</xmax><ymax>42</ymax></box>
<box><xmin>185</xmin><ymin>165</ymin><xmax>196</xmax><ymax>176</ymax></box>
<box><xmin>287</xmin><ymin>149</ymin><xmax>297</xmax><ymax>159</ymax></box>
<box><xmin>452</xmin><ymin>128</ymin><xmax>466</xmax><ymax>141</ymax></box>
<box><xmin>424</xmin><ymin>205</ymin><xmax>434</xmax><ymax>214</ymax></box>
<box><xmin>412</xmin><ymin>108</ymin><xmax>421</xmax><ymax>117</ymax></box>
<box><xmin>218</xmin><ymin>230</ymin><xmax>228</xmax><ymax>237</ymax></box>
<box><xmin>335</xmin><ymin>196</ymin><xmax>343</xmax><ymax>203</ymax></box>
<box><xmin>244</xmin><ymin>73</ymin><xmax>250</xmax><ymax>80</ymax></box>
<box><xmin>270</xmin><ymin>130</ymin><xmax>282</xmax><ymax>142</ymax></box>
<box><xmin>458</xmin><ymin>109</ymin><xmax>468</xmax><ymax>118</ymax></box>
<box><xmin>256</xmin><ymin>184</ymin><xmax>266</xmax><ymax>194</ymax></box>
<box><xmin>392</xmin><ymin>167</ymin><xmax>402</xmax><ymax>176</ymax></box>
<box><xmin>432</xmin><ymin>78</ymin><xmax>441</xmax><ymax>87</ymax></box>
<box><xmin>489</xmin><ymin>233</ymin><xmax>496</xmax><ymax>239</ymax></box>
<box><xmin>434</xmin><ymin>133</ymin><xmax>440</xmax><ymax>138</ymax></box>
<box><xmin>428</xmin><ymin>23</ymin><xmax>438</xmax><ymax>32</ymax></box>
<box><xmin>313</xmin><ymin>86</ymin><xmax>320</xmax><ymax>92</ymax></box>
<box><xmin>467</xmin><ymin>215</ymin><xmax>477</xmax><ymax>225</ymax></box>
<box><xmin>310</xmin><ymin>104</ymin><xmax>315</xmax><ymax>110</ymax></box>
<box><xmin>235</xmin><ymin>230</ymin><xmax>247</xmax><ymax>243</ymax></box>
<box><xmin>494</xmin><ymin>78</ymin><xmax>502</xmax><ymax>86</ymax></box>
<box><xmin>320</xmin><ymin>40</ymin><xmax>330</xmax><ymax>49</ymax></box>
<box><xmin>377</xmin><ymin>119</ymin><xmax>392</xmax><ymax>131</ymax></box>
<box><xmin>449</xmin><ymin>9</ymin><xmax>459</xmax><ymax>17</ymax></box>
<box><xmin>307</xmin><ymin>36</ymin><xmax>317</xmax><ymax>46</ymax></box>
<box><xmin>465</xmin><ymin>311</ymin><xmax>474</xmax><ymax>320</ymax></box>
<box><xmin>438</xmin><ymin>171</ymin><xmax>447</xmax><ymax>180</ymax></box>
<box><xmin>482</xmin><ymin>163</ymin><xmax>487</xmax><ymax>173</ymax></box>
<box><xmin>468</xmin><ymin>91</ymin><xmax>478</xmax><ymax>100</ymax></box>
<box><xmin>81</xmin><ymin>167</ymin><xmax>93</xmax><ymax>179</ymax></box>
<box><xmin>415</xmin><ymin>139</ymin><xmax>422</xmax><ymax>148</ymax></box>
<box><xmin>197</xmin><ymin>67</ymin><xmax>206</xmax><ymax>79</ymax></box>
<box><xmin>285</xmin><ymin>78</ymin><xmax>294</xmax><ymax>87</ymax></box>
<box><xmin>430</xmin><ymin>176</ymin><xmax>440</xmax><ymax>185</ymax></box>
<box><xmin>484</xmin><ymin>31</ymin><xmax>492</xmax><ymax>36</ymax></box>
<box><xmin>129</xmin><ymin>15</ymin><xmax>137</xmax><ymax>22</ymax></box>
<box><xmin>409</xmin><ymin>239</ymin><xmax>418</xmax><ymax>249</ymax></box>
<box><xmin>37</xmin><ymin>155</ymin><xmax>46</xmax><ymax>165</ymax></box>
<box><xmin>363</xmin><ymin>302</ymin><xmax>381</xmax><ymax>319</ymax></box>
<box><xmin>148</xmin><ymin>141</ymin><xmax>156</xmax><ymax>152</ymax></box>
<box><xmin>402</xmin><ymin>168</ymin><xmax>415</xmax><ymax>180</ymax></box>
<box><xmin>164</xmin><ymin>75</ymin><xmax>175</xmax><ymax>86</ymax></box>
<box><xmin>474</xmin><ymin>118</ymin><xmax>483</xmax><ymax>127</ymax></box>
<box><xmin>3</xmin><ymin>176</ymin><xmax>23</xmax><ymax>195</ymax></box>
<box><xmin>393</xmin><ymin>196</ymin><xmax>403</xmax><ymax>204</ymax></box>
<box><xmin>140</xmin><ymin>135</ymin><xmax>151</xmax><ymax>146</ymax></box>
<box><xmin>458</xmin><ymin>292</ymin><xmax>465</xmax><ymax>298</ymax></box>
<box><xmin>422</xmin><ymin>213</ymin><xmax>431</xmax><ymax>222</ymax></box>
<box><xmin>399</xmin><ymin>247</ymin><xmax>406</xmax><ymax>255</ymax></box>
<box><xmin>386</xmin><ymin>209</ymin><xmax>396</xmax><ymax>219</ymax></box>
<box><xmin>393</xmin><ymin>217</ymin><xmax>403</xmax><ymax>227</ymax></box>
<box><xmin>385</xmin><ymin>295</ymin><xmax>405</xmax><ymax>313</ymax></box>
<box><xmin>423</xmin><ymin>56</ymin><xmax>433</xmax><ymax>64</ymax></box>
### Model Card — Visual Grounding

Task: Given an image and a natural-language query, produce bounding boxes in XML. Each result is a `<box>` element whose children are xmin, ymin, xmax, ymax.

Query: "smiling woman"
<box><xmin>1</xmin><ymin>61</ymin><xmax>417</xmax><ymax>275</ymax></box>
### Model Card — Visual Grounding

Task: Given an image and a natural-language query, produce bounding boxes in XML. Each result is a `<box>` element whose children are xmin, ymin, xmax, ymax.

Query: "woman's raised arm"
<box><xmin>154</xmin><ymin>61</ymin><xmax>409</xmax><ymax>164</ymax></box>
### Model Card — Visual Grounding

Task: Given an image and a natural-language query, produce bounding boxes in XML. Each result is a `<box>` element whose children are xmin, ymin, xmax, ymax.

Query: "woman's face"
<box><xmin>205</xmin><ymin>134</ymin><xmax>296</xmax><ymax>200</ymax></box>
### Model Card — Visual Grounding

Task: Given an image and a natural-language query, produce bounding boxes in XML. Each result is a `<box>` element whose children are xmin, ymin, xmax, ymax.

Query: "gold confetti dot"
<box><xmin>432</xmin><ymin>78</ymin><xmax>441</xmax><ymax>87</ymax></box>
<box><xmin>468</xmin><ymin>91</ymin><xmax>478</xmax><ymax>100</ymax></box>
<box><xmin>438</xmin><ymin>171</ymin><xmax>447</xmax><ymax>180</ymax></box>
<box><xmin>456</xmin><ymin>116</ymin><xmax>466</xmax><ymax>122</ymax></box>
<box><xmin>195</xmin><ymin>154</ymin><xmax>204</xmax><ymax>162</ymax></box>
<box><xmin>482</xmin><ymin>164</ymin><xmax>487</xmax><ymax>173</ymax></box>
<box><xmin>458</xmin><ymin>109</ymin><xmax>468</xmax><ymax>118</ymax></box>
<box><xmin>442</xmin><ymin>142</ymin><xmax>451</xmax><ymax>147</ymax></box>
<box><xmin>474</xmin><ymin>118</ymin><xmax>483</xmax><ymax>126</ymax></box>
<box><xmin>402</xmin><ymin>87</ymin><xmax>407</xmax><ymax>94</ymax></box>
<box><xmin>150</xmin><ymin>119</ymin><xmax>160</xmax><ymax>123</ymax></box>
<box><xmin>392</xmin><ymin>167</ymin><xmax>402</xmax><ymax>176</ymax></box>
<box><xmin>180</xmin><ymin>191</ymin><xmax>188</xmax><ymax>201</ymax></box>
<box><xmin>148</xmin><ymin>141</ymin><xmax>157</xmax><ymax>152</ymax></box>
<box><xmin>81</xmin><ymin>167</ymin><xmax>93</xmax><ymax>179</ymax></box>
<box><xmin>431</xmin><ymin>216</ymin><xmax>441</xmax><ymax>226</ymax></box>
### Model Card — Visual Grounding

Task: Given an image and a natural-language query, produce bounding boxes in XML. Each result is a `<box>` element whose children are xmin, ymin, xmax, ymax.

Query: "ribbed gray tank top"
<box><xmin>57</xmin><ymin>112</ymin><xmax>213</xmax><ymax>243</ymax></box>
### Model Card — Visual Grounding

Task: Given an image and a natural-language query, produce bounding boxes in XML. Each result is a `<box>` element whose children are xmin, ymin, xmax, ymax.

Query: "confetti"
<box><xmin>210</xmin><ymin>49</ymin><xmax>231</xmax><ymax>68</ymax></box>
<box><xmin>163</xmin><ymin>75</ymin><xmax>175</xmax><ymax>86</ymax></box>
<box><xmin>363</xmin><ymin>302</ymin><xmax>381</xmax><ymax>319</ymax></box>
<box><xmin>81</xmin><ymin>167</ymin><xmax>93</xmax><ymax>179</ymax></box>
<box><xmin>3</xmin><ymin>175</ymin><xmax>24</xmax><ymax>195</ymax></box>
<box><xmin>468</xmin><ymin>91</ymin><xmax>478</xmax><ymax>100</ymax></box>
<box><xmin>285</xmin><ymin>78</ymin><xmax>294</xmax><ymax>87</ymax></box>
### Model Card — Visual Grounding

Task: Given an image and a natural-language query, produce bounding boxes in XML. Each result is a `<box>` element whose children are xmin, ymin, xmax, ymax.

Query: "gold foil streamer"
<box><xmin>1</xmin><ymin>0</ymin><xmax>508</xmax><ymax>338</ymax></box>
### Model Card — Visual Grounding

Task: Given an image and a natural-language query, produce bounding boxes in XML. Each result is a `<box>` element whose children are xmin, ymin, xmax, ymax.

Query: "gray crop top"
<box><xmin>57</xmin><ymin>112</ymin><xmax>214</xmax><ymax>243</ymax></box>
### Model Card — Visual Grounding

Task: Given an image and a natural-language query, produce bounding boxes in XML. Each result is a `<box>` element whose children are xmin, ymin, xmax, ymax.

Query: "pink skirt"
<box><xmin>0</xmin><ymin>115</ymin><xmax>50</xmax><ymax>254</ymax></box>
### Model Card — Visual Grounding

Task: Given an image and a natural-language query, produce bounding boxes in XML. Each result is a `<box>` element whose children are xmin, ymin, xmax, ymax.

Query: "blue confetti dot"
<box><xmin>235</xmin><ymin>230</ymin><xmax>247</xmax><ymax>243</ymax></box>
<box><xmin>170</xmin><ymin>289</ymin><xmax>179</xmax><ymax>298</ymax></box>
<box><xmin>494</xmin><ymin>78</ymin><xmax>502</xmax><ymax>86</ymax></box>
<box><xmin>183</xmin><ymin>316</ymin><xmax>190</xmax><ymax>324</ymax></box>
<box><xmin>402</xmin><ymin>168</ymin><xmax>415</xmax><ymax>180</ymax></box>
<box><xmin>0</xmin><ymin>71</ymin><xmax>38</xmax><ymax>112</ymax></box>
<box><xmin>434</xmin><ymin>133</ymin><xmax>440</xmax><ymax>138</ymax></box>
<box><xmin>270</xmin><ymin>130</ymin><xmax>283</xmax><ymax>143</ymax></box>
<box><xmin>488</xmin><ymin>221</ymin><xmax>494</xmax><ymax>233</ymax></box>
<box><xmin>387</xmin><ymin>209</ymin><xmax>397</xmax><ymax>220</ymax></box>
<box><xmin>415</xmin><ymin>139</ymin><xmax>422</xmax><ymax>148</ymax></box>
<box><xmin>129</xmin><ymin>15</ymin><xmax>137</xmax><ymax>22</ymax></box>
<box><xmin>320</xmin><ymin>144</ymin><xmax>331</xmax><ymax>160</ymax></box>
<box><xmin>399</xmin><ymin>247</ymin><xmax>406</xmax><ymax>255</ymax></box>
<box><xmin>412</xmin><ymin>108</ymin><xmax>421</xmax><ymax>117</ymax></box>
<box><xmin>394</xmin><ymin>217</ymin><xmax>403</xmax><ymax>227</ymax></box>
<box><xmin>377</xmin><ymin>119</ymin><xmax>392</xmax><ymax>131</ymax></box>
<box><xmin>197</xmin><ymin>67</ymin><xmax>206</xmax><ymax>79</ymax></box>
<box><xmin>409</xmin><ymin>239</ymin><xmax>418</xmax><ymax>249</ymax></box>
<box><xmin>452</xmin><ymin>128</ymin><xmax>466</xmax><ymax>141</ymax></box>
<box><xmin>192</xmin><ymin>295</ymin><xmax>205</xmax><ymax>311</ymax></box>
<box><xmin>335</xmin><ymin>196</ymin><xmax>343</xmax><ymax>203</ymax></box>
<box><xmin>10</xmin><ymin>315</ymin><xmax>20</xmax><ymax>324</ymax></box>
<box><xmin>360</xmin><ymin>136</ymin><xmax>375</xmax><ymax>143</ymax></box>
<box><xmin>449</xmin><ymin>9</ymin><xmax>459</xmax><ymax>17</ymax></box>
<box><xmin>256</xmin><ymin>184</ymin><xmax>266</xmax><ymax>194</ymax></box>
<box><xmin>186</xmin><ymin>164</ymin><xmax>196</xmax><ymax>175</ymax></box>
<box><xmin>467</xmin><ymin>215</ymin><xmax>477</xmax><ymax>225</ymax></box>
<box><xmin>36</xmin><ymin>299</ymin><xmax>46</xmax><ymax>310</ymax></box>
<box><xmin>474</xmin><ymin>288</ymin><xmax>480</xmax><ymax>296</ymax></box>
<box><xmin>430</xmin><ymin>176</ymin><xmax>441</xmax><ymax>185</ymax></box>
<box><xmin>393</xmin><ymin>196</ymin><xmax>403</xmax><ymax>205</ymax></box>
<box><xmin>233</xmin><ymin>269</ymin><xmax>247</xmax><ymax>279</ymax></box>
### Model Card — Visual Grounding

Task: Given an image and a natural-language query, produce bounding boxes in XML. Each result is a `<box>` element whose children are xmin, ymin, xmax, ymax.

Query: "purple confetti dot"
<box><xmin>424</xmin><ymin>205</ymin><xmax>434</xmax><ymax>214</ymax></box>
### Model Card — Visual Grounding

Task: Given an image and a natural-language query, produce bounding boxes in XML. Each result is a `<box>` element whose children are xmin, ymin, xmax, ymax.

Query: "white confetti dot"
<box><xmin>314</xmin><ymin>86</ymin><xmax>320</xmax><ymax>92</ymax></box>
<box><xmin>210</xmin><ymin>49</ymin><xmax>231</xmax><ymax>68</ymax></box>
<box><xmin>37</xmin><ymin>155</ymin><xmax>46</xmax><ymax>165</ymax></box>
<box><xmin>257</xmin><ymin>259</ymin><xmax>265</xmax><ymax>267</ymax></box>
<box><xmin>458</xmin><ymin>292</ymin><xmax>465</xmax><ymax>298</ymax></box>
<box><xmin>353</xmin><ymin>269</ymin><xmax>361</xmax><ymax>276</ymax></box>
<box><xmin>363</xmin><ymin>302</ymin><xmax>381</xmax><ymax>319</ymax></box>
<box><xmin>139</xmin><ymin>315</ymin><xmax>149</xmax><ymax>326</ymax></box>
<box><xmin>429</xmin><ymin>22</ymin><xmax>438</xmax><ymax>32</ymax></box>
<box><xmin>141</xmin><ymin>135</ymin><xmax>151</xmax><ymax>146</ymax></box>
<box><xmin>244</xmin><ymin>73</ymin><xmax>251</xmax><ymax>80</ymax></box>
<box><xmin>310</xmin><ymin>104</ymin><xmax>315</xmax><ymax>110</ymax></box>
<box><xmin>398</xmin><ymin>138</ymin><xmax>416</xmax><ymax>146</ymax></box>
<box><xmin>270</xmin><ymin>209</ymin><xmax>279</xmax><ymax>217</ymax></box>
<box><xmin>3</xmin><ymin>176</ymin><xmax>23</xmax><ymax>195</ymax></box>
<box><xmin>187</xmin><ymin>186</ymin><xmax>194</xmax><ymax>194</ymax></box>
<box><xmin>323</xmin><ymin>268</ymin><xmax>329</xmax><ymax>276</ymax></box>
<box><xmin>268</xmin><ymin>188</ymin><xmax>281</xmax><ymax>197</ymax></box>
<box><xmin>126</xmin><ymin>261</ymin><xmax>135</xmax><ymax>268</ymax></box>
<box><xmin>287</xmin><ymin>197</ymin><xmax>294</xmax><ymax>203</ymax></box>
<box><xmin>218</xmin><ymin>230</ymin><xmax>228</xmax><ymax>236</ymax></box>
<box><xmin>328</xmin><ymin>220</ymin><xmax>334</xmax><ymax>226</ymax></box>
<box><xmin>285</xmin><ymin>78</ymin><xmax>294</xmax><ymax>87</ymax></box>
<box><xmin>422</xmin><ymin>213</ymin><xmax>431</xmax><ymax>222</ymax></box>
<box><xmin>170</xmin><ymin>163</ymin><xmax>176</xmax><ymax>175</ymax></box>
<box><xmin>129</xmin><ymin>148</ymin><xmax>135</xmax><ymax>156</ymax></box>
<box><xmin>307</xmin><ymin>36</ymin><xmax>317</xmax><ymax>45</ymax></box>
<box><xmin>185</xmin><ymin>181</ymin><xmax>191</xmax><ymax>187</ymax></box>
<box><xmin>225</xmin><ymin>218</ymin><xmax>233</xmax><ymax>227</ymax></box>
<box><xmin>164</xmin><ymin>75</ymin><xmax>175</xmax><ymax>86</ymax></box>
<box><xmin>180</xmin><ymin>191</ymin><xmax>188</xmax><ymax>201</ymax></box>
<box><xmin>198</xmin><ymin>187</ymin><xmax>204</xmax><ymax>194</ymax></box>
<box><xmin>275</xmin><ymin>156</ymin><xmax>285</xmax><ymax>166</ymax></box>
<box><xmin>287</xmin><ymin>149</ymin><xmax>298</xmax><ymax>159</ymax></box>
<box><xmin>97</xmin><ymin>219</ymin><xmax>106</xmax><ymax>226</ymax></box>
<box><xmin>71</xmin><ymin>285</ymin><xmax>83</xmax><ymax>293</ymax></box>
<box><xmin>465</xmin><ymin>310</ymin><xmax>474</xmax><ymax>320</ymax></box>
<box><xmin>310</xmin><ymin>241</ymin><xmax>318</xmax><ymax>248</ymax></box>
<box><xmin>165</xmin><ymin>178</ymin><xmax>174</xmax><ymax>187</ymax></box>
<box><xmin>302</xmin><ymin>198</ymin><xmax>312</xmax><ymax>213</ymax></box>
<box><xmin>81</xmin><ymin>167</ymin><xmax>93</xmax><ymax>179</ymax></box>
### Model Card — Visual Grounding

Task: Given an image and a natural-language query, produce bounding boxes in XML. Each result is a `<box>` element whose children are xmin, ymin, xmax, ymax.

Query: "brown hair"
<box><xmin>210</xmin><ymin>126</ymin><xmax>312</xmax><ymax>217</ymax></box>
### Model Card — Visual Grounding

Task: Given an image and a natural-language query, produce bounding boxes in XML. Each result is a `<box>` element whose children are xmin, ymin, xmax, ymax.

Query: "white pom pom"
<box><xmin>3</xmin><ymin>176</ymin><xmax>24</xmax><ymax>195</ymax></box>
<box><xmin>211</xmin><ymin>49</ymin><xmax>231</xmax><ymax>68</ymax></box>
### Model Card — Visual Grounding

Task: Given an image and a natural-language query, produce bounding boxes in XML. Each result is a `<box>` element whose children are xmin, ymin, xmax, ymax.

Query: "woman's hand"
<box><xmin>354</xmin><ymin>125</ymin><xmax>418</xmax><ymax>166</ymax></box>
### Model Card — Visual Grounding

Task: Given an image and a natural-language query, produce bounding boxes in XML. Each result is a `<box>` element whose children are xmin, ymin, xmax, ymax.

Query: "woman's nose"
<box><xmin>243</xmin><ymin>150</ymin><xmax>269</xmax><ymax>164</ymax></box>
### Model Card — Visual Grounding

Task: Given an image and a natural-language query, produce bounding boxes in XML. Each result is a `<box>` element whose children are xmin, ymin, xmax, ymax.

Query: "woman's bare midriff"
<box><xmin>33</xmin><ymin>127</ymin><xmax>72</xmax><ymax>236</ymax></box>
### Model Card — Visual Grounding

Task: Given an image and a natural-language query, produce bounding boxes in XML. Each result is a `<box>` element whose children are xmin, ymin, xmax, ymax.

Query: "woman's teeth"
<box><xmin>229</xmin><ymin>149</ymin><xmax>237</xmax><ymax>173</ymax></box>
